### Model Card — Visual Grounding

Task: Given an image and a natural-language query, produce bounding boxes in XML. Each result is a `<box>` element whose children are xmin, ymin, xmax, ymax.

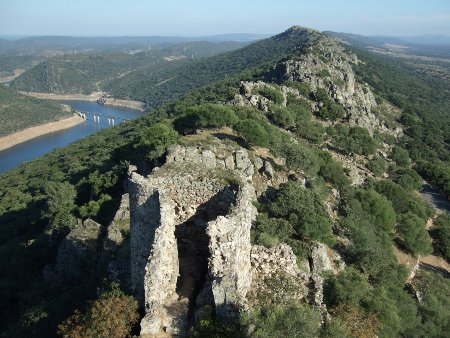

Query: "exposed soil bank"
<box><xmin>20</xmin><ymin>92</ymin><xmax>145</xmax><ymax>111</ymax></box>
<box><xmin>20</xmin><ymin>91</ymin><xmax>105</xmax><ymax>101</ymax></box>
<box><xmin>97</xmin><ymin>97</ymin><xmax>145</xmax><ymax>111</ymax></box>
<box><xmin>0</xmin><ymin>114</ymin><xmax>84</xmax><ymax>151</ymax></box>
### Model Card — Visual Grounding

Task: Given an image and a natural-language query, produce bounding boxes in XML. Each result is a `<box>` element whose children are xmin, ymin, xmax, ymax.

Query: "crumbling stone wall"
<box><xmin>128</xmin><ymin>144</ymin><xmax>257</xmax><ymax>336</ymax></box>
<box><xmin>207</xmin><ymin>182</ymin><xmax>256</xmax><ymax>317</ymax></box>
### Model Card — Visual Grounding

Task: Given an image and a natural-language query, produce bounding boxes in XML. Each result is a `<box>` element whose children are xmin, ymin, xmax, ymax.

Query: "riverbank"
<box><xmin>20</xmin><ymin>91</ymin><xmax>105</xmax><ymax>101</ymax></box>
<box><xmin>0</xmin><ymin>114</ymin><xmax>85</xmax><ymax>151</ymax></box>
<box><xmin>20</xmin><ymin>91</ymin><xmax>146</xmax><ymax>111</ymax></box>
<box><xmin>97</xmin><ymin>97</ymin><xmax>145</xmax><ymax>111</ymax></box>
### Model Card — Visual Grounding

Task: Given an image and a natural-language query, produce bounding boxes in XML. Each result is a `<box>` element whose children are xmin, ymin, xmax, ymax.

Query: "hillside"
<box><xmin>10</xmin><ymin>50</ymin><xmax>167</xmax><ymax>94</ymax></box>
<box><xmin>0</xmin><ymin>27</ymin><xmax>449</xmax><ymax>337</ymax></box>
<box><xmin>0</xmin><ymin>86</ymin><xmax>71</xmax><ymax>137</ymax></box>
<box><xmin>9</xmin><ymin>41</ymin><xmax>247</xmax><ymax>95</ymax></box>
<box><xmin>101</xmin><ymin>27</ymin><xmax>318</xmax><ymax>107</ymax></box>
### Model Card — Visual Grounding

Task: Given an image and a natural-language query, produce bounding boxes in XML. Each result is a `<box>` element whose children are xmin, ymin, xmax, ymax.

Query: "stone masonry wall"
<box><xmin>129</xmin><ymin>144</ymin><xmax>257</xmax><ymax>336</ymax></box>
<box><xmin>207</xmin><ymin>182</ymin><xmax>257</xmax><ymax>316</ymax></box>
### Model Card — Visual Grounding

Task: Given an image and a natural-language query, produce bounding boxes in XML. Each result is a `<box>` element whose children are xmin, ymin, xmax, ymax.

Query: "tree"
<box><xmin>58</xmin><ymin>283</ymin><xmax>139</xmax><ymax>338</ymax></box>
<box><xmin>432</xmin><ymin>213</ymin><xmax>450</xmax><ymax>261</ymax></box>
<box><xmin>42</xmin><ymin>181</ymin><xmax>77</xmax><ymax>230</ymax></box>
<box><xmin>270</xmin><ymin>105</ymin><xmax>296</xmax><ymax>129</ymax></box>
<box><xmin>235</xmin><ymin>119</ymin><xmax>269</xmax><ymax>147</ymax></box>
<box><xmin>352</xmin><ymin>189</ymin><xmax>396</xmax><ymax>233</ymax></box>
<box><xmin>252</xmin><ymin>213</ymin><xmax>295</xmax><ymax>247</ymax></box>
<box><xmin>247</xmin><ymin>303</ymin><xmax>322</xmax><ymax>338</ymax></box>
<box><xmin>138</xmin><ymin>122</ymin><xmax>178</xmax><ymax>159</ymax></box>
<box><xmin>397</xmin><ymin>213</ymin><xmax>432</xmax><ymax>255</ymax></box>
<box><xmin>367</xmin><ymin>155</ymin><xmax>386</xmax><ymax>177</ymax></box>
<box><xmin>391</xmin><ymin>146</ymin><xmax>410</xmax><ymax>167</ymax></box>
<box><xmin>269</xmin><ymin>182</ymin><xmax>335</xmax><ymax>245</ymax></box>
<box><xmin>255</xmin><ymin>86</ymin><xmax>284</xmax><ymax>104</ymax></box>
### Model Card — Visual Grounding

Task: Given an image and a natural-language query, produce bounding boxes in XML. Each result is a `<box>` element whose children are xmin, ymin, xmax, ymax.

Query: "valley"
<box><xmin>0</xmin><ymin>25</ymin><xmax>449</xmax><ymax>338</ymax></box>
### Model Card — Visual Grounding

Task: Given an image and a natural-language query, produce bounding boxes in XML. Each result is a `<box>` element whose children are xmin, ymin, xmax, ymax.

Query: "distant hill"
<box><xmin>10</xmin><ymin>41</ymin><xmax>246</xmax><ymax>95</ymax></box>
<box><xmin>0</xmin><ymin>34</ymin><xmax>263</xmax><ymax>56</ymax></box>
<box><xmin>103</xmin><ymin>26</ymin><xmax>318</xmax><ymax>107</ymax></box>
<box><xmin>328</xmin><ymin>31</ymin><xmax>450</xmax><ymax>59</ymax></box>
<box><xmin>0</xmin><ymin>86</ymin><xmax>69</xmax><ymax>137</ymax></box>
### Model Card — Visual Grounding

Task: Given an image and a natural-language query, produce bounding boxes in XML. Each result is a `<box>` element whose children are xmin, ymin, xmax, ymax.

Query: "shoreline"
<box><xmin>20</xmin><ymin>91</ymin><xmax>146</xmax><ymax>111</ymax></box>
<box><xmin>20</xmin><ymin>91</ymin><xmax>105</xmax><ymax>101</ymax></box>
<box><xmin>0</xmin><ymin>114</ymin><xmax>85</xmax><ymax>152</ymax></box>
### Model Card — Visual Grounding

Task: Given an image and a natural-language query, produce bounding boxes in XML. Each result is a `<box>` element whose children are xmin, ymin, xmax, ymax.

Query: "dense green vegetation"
<box><xmin>0</xmin><ymin>55</ymin><xmax>42</xmax><ymax>78</ymax></box>
<box><xmin>0</xmin><ymin>86</ymin><xmax>70</xmax><ymax>137</ymax></box>
<box><xmin>11</xmin><ymin>51</ymin><xmax>166</xmax><ymax>94</ymax></box>
<box><xmin>10</xmin><ymin>41</ymin><xmax>248</xmax><ymax>96</ymax></box>
<box><xmin>1</xmin><ymin>27</ymin><xmax>449</xmax><ymax>338</ymax></box>
<box><xmin>103</xmin><ymin>27</ymin><xmax>317</xmax><ymax>107</ymax></box>
<box><xmin>57</xmin><ymin>283</ymin><xmax>139</xmax><ymax>338</ymax></box>
<box><xmin>351</xmin><ymin>46</ymin><xmax>450</xmax><ymax>198</ymax></box>
<box><xmin>432</xmin><ymin>213</ymin><xmax>450</xmax><ymax>261</ymax></box>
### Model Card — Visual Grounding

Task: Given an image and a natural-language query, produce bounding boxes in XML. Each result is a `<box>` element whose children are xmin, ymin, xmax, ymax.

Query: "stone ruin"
<box><xmin>128</xmin><ymin>144</ymin><xmax>257</xmax><ymax>336</ymax></box>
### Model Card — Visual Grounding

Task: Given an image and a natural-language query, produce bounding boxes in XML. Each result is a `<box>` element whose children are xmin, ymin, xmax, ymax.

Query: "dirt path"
<box><xmin>0</xmin><ymin>114</ymin><xmax>84</xmax><ymax>151</ymax></box>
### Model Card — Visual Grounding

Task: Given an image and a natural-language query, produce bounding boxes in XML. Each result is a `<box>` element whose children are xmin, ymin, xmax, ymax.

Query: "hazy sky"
<box><xmin>1</xmin><ymin>0</ymin><xmax>450</xmax><ymax>37</ymax></box>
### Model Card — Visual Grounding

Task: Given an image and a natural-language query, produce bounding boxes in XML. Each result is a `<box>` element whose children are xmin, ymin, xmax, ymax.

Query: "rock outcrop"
<box><xmin>53</xmin><ymin>218</ymin><xmax>101</xmax><ymax>282</ymax></box>
<box><xmin>249</xmin><ymin>243</ymin><xmax>344</xmax><ymax>313</ymax></box>
<box><xmin>129</xmin><ymin>144</ymin><xmax>257</xmax><ymax>336</ymax></box>
<box><xmin>234</xmin><ymin>34</ymin><xmax>402</xmax><ymax>139</ymax></box>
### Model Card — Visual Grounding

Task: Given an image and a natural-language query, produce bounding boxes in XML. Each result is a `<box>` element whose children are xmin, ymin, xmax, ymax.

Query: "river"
<box><xmin>0</xmin><ymin>101</ymin><xmax>143</xmax><ymax>174</ymax></box>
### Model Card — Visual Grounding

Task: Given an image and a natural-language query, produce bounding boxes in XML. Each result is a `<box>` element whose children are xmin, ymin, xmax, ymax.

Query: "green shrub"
<box><xmin>269</xmin><ymin>181</ymin><xmax>335</xmax><ymax>245</ymax></box>
<box><xmin>352</xmin><ymin>189</ymin><xmax>396</xmax><ymax>233</ymax></box>
<box><xmin>255</xmin><ymin>86</ymin><xmax>284</xmax><ymax>104</ymax></box>
<box><xmin>415</xmin><ymin>271</ymin><xmax>450</xmax><ymax>337</ymax></box>
<box><xmin>319</xmin><ymin>154</ymin><xmax>350</xmax><ymax>190</ymax></box>
<box><xmin>296</xmin><ymin>120</ymin><xmax>326</xmax><ymax>144</ymax></box>
<box><xmin>317</xmin><ymin>69</ymin><xmax>331</xmax><ymax>78</ymax></box>
<box><xmin>367</xmin><ymin>155</ymin><xmax>387</xmax><ymax>177</ymax></box>
<box><xmin>235</xmin><ymin>119</ymin><xmax>270</xmax><ymax>147</ymax></box>
<box><xmin>270</xmin><ymin>105</ymin><xmax>296</xmax><ymax>129</ymax></box>
<box><xmin>432</xmin><ymin>213</ymin><xmax>450</xmax><ymax>261</ymax></box>
<box><xmin>252</xmin><ymin>213</ymin><xmax>295</xmax><ymax>247</ymax></box>
<box><xmin>246</xmin><ymin>303</ymin><xmax>322</xmax><ymax>338</ymax></box>
<box><xmin>391</xmin><ymin>146</ymin><xmax>410</xmax><ymax>167</ymax></box>
<box><xmin>193</xmin><ymin>317</ymin><xmax>245</xmax><ymax>338</ymax></box>
<box><xmin>330</xmin><ymin>125</ymin><xmax>377</xmax><ymax>155</ymax></box>
<box><xmin>42</xmin><ymin>181</ymin><xmax>77</xmax><ymax>230</ymax></box>
<box><xmin>173</xmin><ymin>104</ymin><xmax>238</xmax><ymax>134</ymax></box>
<box><xmin>58</xmin><ymin>283</ymin><xmax>139</xmax><ymax>338</ymax></box>
<box><xmin>317</xmin><ymin>102</ymin><xmax>345</xmax><ymax>121</ymax></box>
<box><xmin>389</xmin><ymin>167</ymin><xmax>423</xmax><ymax>191</ymax></box>
<box><xmin>138</xmin><ymin>122</ymin><xmax>179</xmax><ymax>159</ymax></box>
<box><xmin>282</xmin><ymin>143</ymin><xmax>322</xmax><ymax>176</ymax></box>
<box><xmin>284</xmin><ymin>81</ymin><xmax>311</xmax><ymax>97</ymax></box>
<box><xmin>397</xmin><ymin>213</ymin><xmax>432</xmax><ymax>255</ymax></box>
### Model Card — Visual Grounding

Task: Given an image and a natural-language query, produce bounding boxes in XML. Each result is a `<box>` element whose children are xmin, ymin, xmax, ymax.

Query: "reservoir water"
<box><xmin>0</xmin><ymin>101</ymin><xmax>143</xmax><ymax>174</ymax></box>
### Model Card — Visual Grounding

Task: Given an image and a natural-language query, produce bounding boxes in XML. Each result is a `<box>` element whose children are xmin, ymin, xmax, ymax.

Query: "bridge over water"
<box><xmin>77</xmin><ymin>110</ymin><xmax>131</xmax><ymax>126</ymax></box>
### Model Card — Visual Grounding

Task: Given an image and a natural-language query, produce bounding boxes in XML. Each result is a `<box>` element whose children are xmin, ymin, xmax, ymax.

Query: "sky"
<box><xmin>1</xmin><ymin>0</ymin><xmax>450</xmax><ymax>37</ymax></box>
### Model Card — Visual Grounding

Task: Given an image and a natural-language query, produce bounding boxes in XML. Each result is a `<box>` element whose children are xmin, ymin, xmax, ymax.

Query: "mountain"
<box><xmin>9</xmin><ymin>41</ymin><xmax>248</xmax><ymax>95</ymax></box>
<box><xmin>328</xmin><ymin>31</ymin><xmax>450</xmax><ymax>59</ymax></box>
<box><xmin>0</xmin><ymin>35</ymin><xmax>262</xmax><ymax>56</ymax></box>
<box><xmin>102</xmin><ymin>26</ymin><xmax>318</xmax><ymax>107</ymax></box>
<box><xmin>0</xmin><ymin>26</ymin><xmax>449</xmax><ymax>337</ymax></box>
